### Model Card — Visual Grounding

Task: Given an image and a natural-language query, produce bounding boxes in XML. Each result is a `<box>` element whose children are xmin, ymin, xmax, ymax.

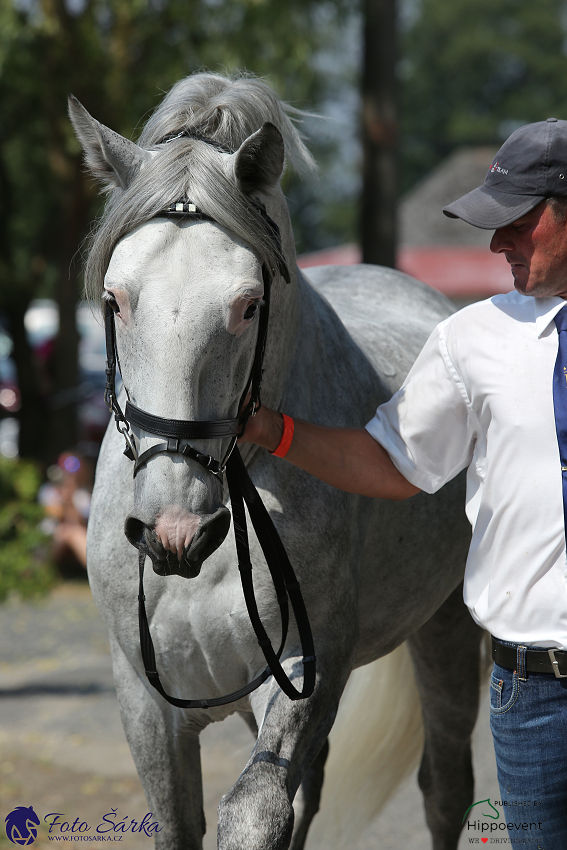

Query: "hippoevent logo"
<box><xmin>5</xmin><ymin>807</ymin><xmax>40</xmax><ymax>846</ymax></box>
<box><xmin>463</xmin><ymin>797</ymin><xmax>543</xmax><ymax>844</ymax></box>
<box><xmin>4</xmin><ymin>806</ymin><xmax>162</xmax><ymax>844</ymax></box>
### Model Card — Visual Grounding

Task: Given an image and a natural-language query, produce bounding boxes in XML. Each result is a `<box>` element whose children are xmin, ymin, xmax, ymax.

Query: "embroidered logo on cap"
<box><xmin>490</xmin><ymin>161</ymin><xmax>509</xmax><ymax>175</ymax></box>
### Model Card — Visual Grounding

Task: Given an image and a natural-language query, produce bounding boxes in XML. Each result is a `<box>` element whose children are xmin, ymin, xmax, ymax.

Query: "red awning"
<box><xmin>297</xmin><ymin>244</ymin><xmax>513</xmax><ymax>299</ymax></box>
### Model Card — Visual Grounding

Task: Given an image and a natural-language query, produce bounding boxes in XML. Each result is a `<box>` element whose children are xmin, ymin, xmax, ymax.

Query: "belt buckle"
<box><xmin>548</xmin><ymin>649</ymin><xmax>567</xmax><ymax>678</ymax></box>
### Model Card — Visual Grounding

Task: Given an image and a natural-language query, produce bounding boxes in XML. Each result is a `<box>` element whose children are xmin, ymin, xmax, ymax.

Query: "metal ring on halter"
<box><xmin>117</xmin><ymin>423</ymin><xmax>139</xmax><ymax>462</ymax></box>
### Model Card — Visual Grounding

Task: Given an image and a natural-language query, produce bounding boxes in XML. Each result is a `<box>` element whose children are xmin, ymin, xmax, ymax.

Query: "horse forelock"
<box><xmin>85</xmin><ymin>72</ymin><xmax>306</xmax><ymax>304</ymax></box>
<box><xmin>138</xmin><ymin>72</ymin><xmax>315</xmax><ymax>174</ymax></box>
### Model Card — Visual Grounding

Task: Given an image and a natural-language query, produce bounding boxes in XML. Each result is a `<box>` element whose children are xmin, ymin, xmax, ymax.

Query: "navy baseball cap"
<box><xmin>443</xmin><ymin>118</ymin><xmax>567</xmax><ymax>228</ymax></box>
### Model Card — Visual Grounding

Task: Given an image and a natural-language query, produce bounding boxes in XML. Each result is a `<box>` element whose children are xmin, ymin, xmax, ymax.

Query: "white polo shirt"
<box><xmin>366</xmin><ymin>290</ymin><xmax>567</xmax><ymax>648</ymax></box>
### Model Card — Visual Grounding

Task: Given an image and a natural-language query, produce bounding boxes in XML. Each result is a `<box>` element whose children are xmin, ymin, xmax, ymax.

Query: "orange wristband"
<box><xmin>271</xmin><ymin>414</ymin><xmax>294</xmax><ymax>458</ymax></box>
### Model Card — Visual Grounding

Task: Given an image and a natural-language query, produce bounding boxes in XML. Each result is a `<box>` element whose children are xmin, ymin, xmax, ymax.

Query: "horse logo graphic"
<box><xmin>462</xmin><ymin>797</ymin><xmax>500</xmax><ymax>823</ymax></box>
<box><xmin>4</xmin><ymin>806</ymin><xmax>40</xmax><ymax>845</ymax></box>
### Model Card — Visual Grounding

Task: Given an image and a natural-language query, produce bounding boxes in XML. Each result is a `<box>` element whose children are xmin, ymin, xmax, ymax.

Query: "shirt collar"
<box><xmin>535</xmin><ymin>296</ymin><xmax>567</xmax><ymax>338</ymax></box>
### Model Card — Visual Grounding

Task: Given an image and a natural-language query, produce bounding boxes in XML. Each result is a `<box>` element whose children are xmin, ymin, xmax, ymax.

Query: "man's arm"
<box><xmin>240</xmin><ymin>406</ymin><xmax>420</xmax><ymax>501</ymax></box>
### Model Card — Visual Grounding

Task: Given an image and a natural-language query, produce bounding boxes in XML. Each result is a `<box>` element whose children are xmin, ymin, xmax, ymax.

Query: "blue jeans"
<box><xmin>490</xmin><ymin>641</ymin><xmax>567</xmax><ymax>850</ymax></box>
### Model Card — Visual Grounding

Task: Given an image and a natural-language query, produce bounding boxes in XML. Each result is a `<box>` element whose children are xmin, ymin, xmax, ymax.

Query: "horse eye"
<box><xmin>243</xmin><ymin>301</ymin><xmax>259</xmax><ymax>320</ymax></box>
<box><xmin>106</xmin><ymin>294</ymin><xmax>120</xmax><ymax>314</ymax></box>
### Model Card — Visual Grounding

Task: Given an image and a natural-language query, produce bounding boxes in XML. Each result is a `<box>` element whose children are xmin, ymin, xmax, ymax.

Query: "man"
<box><xmin>242</xmin><ymin>118</ymin><xmax>567</xmax><ymax>849</ymax></box>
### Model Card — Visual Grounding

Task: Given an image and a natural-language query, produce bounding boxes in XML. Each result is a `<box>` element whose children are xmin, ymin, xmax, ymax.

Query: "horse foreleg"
<box><xmin>217</xmin><ymin>669</ymin><xmax>340</xmax><ymax>850</ymax></box>
<box><xmin>289</xmin><ymin>738</ymin><xmax>329</xmax><ymax>850</ymax></box>
<box><xmin>407</xmin><ymin>583</ymin><xmax>483</xmax><ymax>850</ymax></box>
<box><xmin>109</xmin><ymin>636</ymin><xmax>207</xmax><ymax>850</ymax></box>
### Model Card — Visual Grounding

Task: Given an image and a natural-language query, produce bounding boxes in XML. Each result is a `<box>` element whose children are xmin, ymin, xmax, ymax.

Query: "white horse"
<box><xmin>71</xmin><ymin>73</ymin><xmax>483</xmax><ymax>850</ymax></box>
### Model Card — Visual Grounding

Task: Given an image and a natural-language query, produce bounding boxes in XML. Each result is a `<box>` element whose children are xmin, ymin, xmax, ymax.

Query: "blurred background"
<box><xmin>0</xmin><ymin>1</ymin><xmax>563</xmax><ymax>844</ymax></box>
<box><xmin>2</xmin><ymin>0</ymin><xmax>567</xmax><ymax>590</ymax></box>
<box><xmin>3</xmin><ymin>0</ymin><xmax>567</xmax><ymax>465</ymax></box>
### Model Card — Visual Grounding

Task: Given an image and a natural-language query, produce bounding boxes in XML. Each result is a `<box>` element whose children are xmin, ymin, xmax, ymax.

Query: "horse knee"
<box><xmin>218</xmin><ymin>763</ymin><xmax>294</xmax><ymax>850</ymax></box>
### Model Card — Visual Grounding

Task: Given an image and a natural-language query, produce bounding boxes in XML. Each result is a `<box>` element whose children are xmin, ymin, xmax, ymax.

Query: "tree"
<box><xmin>361</xmin><ymin>0</ymin><xmax>397</xmax><ymax>266</ymax></box>
<box><xmin>0</xmin><ymin>0</ymin><xmax>350</xmax><ymax>462</ymax></box>
<box><xmin>400</xmin><ymin>0</ymin><xmax>567</xmax><ymax>193</ymax></box>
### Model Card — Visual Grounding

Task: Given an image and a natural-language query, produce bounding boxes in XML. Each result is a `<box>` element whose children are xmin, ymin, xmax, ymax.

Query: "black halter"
<box><xmin>104</xmin><ymin>200</ymin><xmax>316</xmax><ymax>707</ymax></box>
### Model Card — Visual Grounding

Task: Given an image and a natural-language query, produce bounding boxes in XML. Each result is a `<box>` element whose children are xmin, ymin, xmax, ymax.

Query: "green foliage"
<box><xmin>0</xmin><ymin>0</ymin><xmax>355</xmax><ymax>460</ymax></box>
<box><xmin>0</xmin><ymin>457</ymin><xmax>57</xmax><ymax>601</ymax></box>
<box><xmin>400</xmin><ymin>0</ymin><xmax>567</xmax><ymax>193</ymax></box>
<box><xmin>0</xmin><ymin>0</ymin><xmax>352</xmax><ymax>300</ymax></box>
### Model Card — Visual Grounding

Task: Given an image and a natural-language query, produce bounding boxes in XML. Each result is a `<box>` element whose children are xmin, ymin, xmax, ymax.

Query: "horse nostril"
<box><xmin>124</xmin><ymin>516</ymin><xmax>147</xmax><ymax>548</ymax></box>
<box><xmin>186</xmin><ymin>506</ymin><xmax>231</xmax><ymax>566</ymax></box>
<box><xmin>124</xmin><ymin>516</ymin><xmax>167</xmax><ymax>562</ymax></box>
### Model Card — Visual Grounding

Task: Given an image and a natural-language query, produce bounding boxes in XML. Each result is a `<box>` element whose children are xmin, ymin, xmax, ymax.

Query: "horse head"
<box><xmin>70</xmin><ymin>75</ymin><xmax>311</xmax><ymax>578</ymax></box>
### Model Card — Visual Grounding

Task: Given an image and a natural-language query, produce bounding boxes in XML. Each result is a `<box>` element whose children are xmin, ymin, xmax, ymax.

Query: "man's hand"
<box><xmin>239</xmin><ymin>406</ymin><xmax>420</xmax><ymax>501</ymax></box>
<box><xmin>238</xmin><ymin>404</ymin><xmax>283</xmax><ymax>452</ymax></box>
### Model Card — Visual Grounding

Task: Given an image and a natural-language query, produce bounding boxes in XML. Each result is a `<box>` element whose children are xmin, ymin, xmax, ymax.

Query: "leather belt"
<box><xmin>491</xmin><ymin>636</ymin><xmax>567</xmax><ymax>678</ymax></box>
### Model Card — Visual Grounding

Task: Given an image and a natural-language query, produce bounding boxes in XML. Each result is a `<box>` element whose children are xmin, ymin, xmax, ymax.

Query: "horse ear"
<box><xmin>233</xmin><ymin>122</ymin><xmax>285</xmax><ymax>195</ymax></box>
<box><xmin>68</xmin><ymin>94</ymin><xmax>151</xmax><ymax>191</ymax></box>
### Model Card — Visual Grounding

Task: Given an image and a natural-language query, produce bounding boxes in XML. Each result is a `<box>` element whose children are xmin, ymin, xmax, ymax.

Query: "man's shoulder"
<box><xmin>439</xmin><ymin>290</ymin><xmax>536</xmax><ymax>335</ymax></box>
<box><xmin>433</xmin><ymin>291</ymin><xmax>539</xmax><ymax>368</ymax></box>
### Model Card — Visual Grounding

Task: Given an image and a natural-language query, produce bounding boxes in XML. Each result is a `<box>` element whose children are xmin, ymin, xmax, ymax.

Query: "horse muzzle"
<box><xmin>124</xmin><ymin>505</ymin><xmax>231</xmax><ymax>579</ymax></box>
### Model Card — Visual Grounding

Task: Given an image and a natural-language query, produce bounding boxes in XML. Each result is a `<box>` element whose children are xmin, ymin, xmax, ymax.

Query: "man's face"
<box><xmin>490</xmin><ymin>200</ymin><xmax>567</xmax><ymax>299</ymax></box>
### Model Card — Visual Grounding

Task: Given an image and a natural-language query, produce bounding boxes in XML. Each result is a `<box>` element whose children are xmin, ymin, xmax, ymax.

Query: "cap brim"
<box><xmin>442</xmin><ymin>185</ymin><xmax>545</xmax><ymax>229</ymax></box>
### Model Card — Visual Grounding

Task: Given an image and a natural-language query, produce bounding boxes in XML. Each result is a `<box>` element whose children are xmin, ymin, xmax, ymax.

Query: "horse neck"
<box><xmin>256</xmin><ymin>191</ymin><xmax>352</xmax><ymax>416</ymax></box>
<box><xmin>262</xmin><ymin>259</ymin><xmax>371</xmax><ymax>423</ymax></box>
<box><xmin>257</xmin><ymin>189</ymin><xmax>303</xmax><ymax>411</ymax></box>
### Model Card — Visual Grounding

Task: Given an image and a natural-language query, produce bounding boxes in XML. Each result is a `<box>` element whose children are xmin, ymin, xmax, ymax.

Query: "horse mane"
<box><xmin>138</xmin><ymin>72</ymin><xmax>315</xmax><ymax>173</ymax></box>
<box><xmin>84</xmin><ymin>72</ymin><xmax>315</xmax><ymax>303</ymax></box>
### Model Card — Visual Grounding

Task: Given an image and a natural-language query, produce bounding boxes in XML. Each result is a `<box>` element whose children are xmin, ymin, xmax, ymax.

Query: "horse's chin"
<box><xmin>132</xmin><ymin>535</ymin><xmax>205</xmax><ymax>579</ymax></box>
<box><xmin>151</xmin><ymin>550</ymin><xmax>203</xmax><ymax>579</ymax></box>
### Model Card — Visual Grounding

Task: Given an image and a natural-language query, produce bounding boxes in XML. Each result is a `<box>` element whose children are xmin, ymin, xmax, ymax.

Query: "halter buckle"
<box><xmin>117</xmin><ymin>422</ymin><xmax>139</xmax><ymax>462</ymax></box>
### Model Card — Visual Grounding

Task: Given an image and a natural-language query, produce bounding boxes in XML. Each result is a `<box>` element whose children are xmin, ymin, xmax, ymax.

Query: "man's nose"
<box><xmin>490</xmin><ymin>226</ymin><xmax>513</xmax><ymax>254</ymax></box>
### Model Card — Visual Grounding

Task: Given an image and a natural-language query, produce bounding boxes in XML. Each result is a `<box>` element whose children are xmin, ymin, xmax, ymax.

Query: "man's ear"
<box><xmin>68</xmin><ymin>94</ymin><xmax>151</xmax><ymax>192</ymax></box>
<box><xmin>233</xmin><ymin>122</ymin><xmax>285</xmax><ymax>195</ymax></box>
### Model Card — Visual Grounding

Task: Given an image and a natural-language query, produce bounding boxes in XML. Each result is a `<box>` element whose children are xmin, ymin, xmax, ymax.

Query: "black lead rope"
<box><xmin>137</xmin><ymin>447</ymin><xmax>316</xmax><ymax>706</ymax></box>
<box><xmin>138</xmin><ymin>549</ymin><xmax>277</xmax><ymax>709</ymax></box>
<box><xmin>226</xmin><ymin>448</ymin><xmax>316</xmax><ymax>699</ymax></box>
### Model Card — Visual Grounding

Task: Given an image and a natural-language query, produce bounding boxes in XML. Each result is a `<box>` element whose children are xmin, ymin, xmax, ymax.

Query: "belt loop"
<box><xmin>517</xmin><ymin>644</ymin><xmax>528</xmax><ymax>681</ymax></box>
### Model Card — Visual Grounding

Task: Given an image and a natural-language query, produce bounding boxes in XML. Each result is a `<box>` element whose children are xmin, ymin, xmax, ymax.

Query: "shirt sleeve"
<box><xmin>365</xmin><ymin>320</ymin><xmax>478</xmax><ymax>494</ymax></box>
